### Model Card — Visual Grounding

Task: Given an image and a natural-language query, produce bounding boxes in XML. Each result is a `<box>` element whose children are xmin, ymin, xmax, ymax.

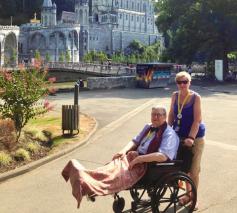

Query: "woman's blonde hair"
<box><xmin>175</xmin><ymin>71</ymin><xmax>191</xmax><ymax>82</ymax></box>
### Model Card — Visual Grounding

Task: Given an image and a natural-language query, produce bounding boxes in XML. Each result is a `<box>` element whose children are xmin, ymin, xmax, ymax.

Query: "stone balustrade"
<box><xmin>47</xmin><ymin>62</ymin><xmax>136</xmax><ymax>76</ymax></box>
<box><xmin>0</xmin><ymin>25</ymin><xmax>19</xmax><ymax>30</ymax></box>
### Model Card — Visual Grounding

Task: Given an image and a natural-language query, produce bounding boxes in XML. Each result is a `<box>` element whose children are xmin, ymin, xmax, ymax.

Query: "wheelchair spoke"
<box><xmin>139</xmin><ymin>189</ymin><xmax>146</xmax><ymax>200</ymax></box>
<box><xmin>173</xmin><ymin>201</ymin><xmax>177</xmax><ymax>213</ymax></box>
<box><xmin>162</xmin><ymin>200</ymin><xmax>173</xmax><ymax>212</ymax></box>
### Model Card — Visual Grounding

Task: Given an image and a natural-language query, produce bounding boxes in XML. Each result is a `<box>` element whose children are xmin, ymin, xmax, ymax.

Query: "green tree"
<box><xmin>65</xmin><ymin>51</ymin><xmax>70</xmax><ymax>62</ymax></box>
<box><xmin>97</xmin><ymin>51</ymin><xmax>108</xmax><ymax>63</ymax></box>
<box><xmin>83</xmin><ymin>51</ymin><xmax>93</xmax><ymax>63</ymax></box>
<box><xmin>34</xmin><ymin>50</ymin><xmax>41</xmax><ymax>60</ymax></box>
<box><xmin>45</xmin><ymin>52</ymin><xmax>51</xmax><ymax>62</ymax></box>
<box><xmin>125</xmin><ymin>40</ymin><xmax>145</xmax><ymax>56</ymax></box>
<box><xmin>83</xmin><ymin>51</ymin><xmax>107</xmax><ymax>63</ymax></box>
<box><xmin>10</xmin><ymin>48</ymin><xmax>17</xmax><ymax>66</ymax></box>
<box><xmin>0</xmin><ymin>66</ymin><xmax>51</xmax><ymax>141</ymax></box>
<box><xmin>59</xmin><ymin>52</ymin><xmax>65</xmax><ymax>62</ymax></box>
<box><xmin>156</xmin><ymin>0</ymin><xmax>237</xmax><ymax>77</ymax></box>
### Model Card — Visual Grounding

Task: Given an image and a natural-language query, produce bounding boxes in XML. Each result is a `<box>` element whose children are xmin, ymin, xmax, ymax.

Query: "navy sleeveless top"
<box><xmin>173</xmin><ymin>92</ymin><xmax>205</xmax><ymax>138</ymax></box>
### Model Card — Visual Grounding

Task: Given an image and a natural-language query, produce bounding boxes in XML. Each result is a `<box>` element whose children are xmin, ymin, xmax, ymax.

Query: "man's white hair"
<box><xmin>152</xmin><ymin>105</ymin><xmax>167</xmax><ymax>116</ymax></box>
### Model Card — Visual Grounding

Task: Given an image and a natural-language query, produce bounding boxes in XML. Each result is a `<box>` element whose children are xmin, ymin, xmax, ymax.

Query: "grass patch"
<box><xmin>0</xmin><ymin>152</ymin><xmax>12</xmax><ymax>166</ymax></box>
<box><xmin>53</xmin><ymin>82</ymin><xmax>75</xmax><ymax>88</ymax></box>
<box><xmin>14</xmin><ymin>148</ymin><xmax>30</xmax><ymax>161</ymax></box>
<box><xmin>28</xmin><ymin>116</ymin><xmax>61</xmax><ymax>126</ymax></box>
<box><xmin>26</xmin><ymin>142</ymin><xmax>40</xmax><ymax>154</ymax></box>
<box><xmin>26</xmin><ymin>115</ymin><xmax>74</xmax><ymax>148</ymax></box>
<box><xmin>51</xmin><ymin>136</ymin><xmax>66</xmax><ymax>147</ymax></box>
<box><xmin>50</xmin><ymin>81</ymin><xmax>88</xmax><ymax>89</ymax></box>
<box><xmin>0</xmin><ymin>113</ymin><xmax>95</xmax><ymax>173</ymax></box>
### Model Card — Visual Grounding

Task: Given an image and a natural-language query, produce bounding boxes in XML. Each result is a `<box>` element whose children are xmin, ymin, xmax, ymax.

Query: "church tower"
<box><xmin>41</xmin><ymin>0</ymin><xmax>57</xmax><ymax>27</ymax></box>
<box><xmin>75</xmin><ymin>0</ymin><xmax>89</xmax><ymax>25</ymax></box>
<box><xmin>75</xmin><ymin>0</ymin><xmax>90</xmax><ymax>59</ymax></box>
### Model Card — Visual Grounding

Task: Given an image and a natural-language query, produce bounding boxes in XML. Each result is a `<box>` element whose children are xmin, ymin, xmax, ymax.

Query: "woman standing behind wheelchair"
<box><xmin>168</xmin><ymin>71</ymin><xmax>205</xmax><ymax>211</ymax></box>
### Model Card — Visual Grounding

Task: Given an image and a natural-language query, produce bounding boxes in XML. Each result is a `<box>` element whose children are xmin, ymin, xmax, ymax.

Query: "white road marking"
<box><xmin>87</xmin><ymin>98</ymin><xmax>158</xmax><ymax>143</ymax></box>
<box><xmin>206</xmin><ymin>140</ymin><xmax>237</xmax><ymax>151</ymax></box>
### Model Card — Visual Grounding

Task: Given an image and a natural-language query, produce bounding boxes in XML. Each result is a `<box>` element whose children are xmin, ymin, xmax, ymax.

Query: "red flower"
<box><xmin>48</xmin><ymin>77</ymin><xmax>56</xmax><ymax>83</ymax></box>
<box><xmin>43</xmin><ymin>100</ymin><xmax>55</xmax><ymax>111</ymax></box>
<box><xmin>4</xmin><ymin>72</ymin><xmax>12</xmax><ymax>82</ymax></box>
<box><xmin>48</xmin><ymin>87</ymin><xmax>57</xmax><ymax>94</ymax></box>
<box><xmin>18</xmin><ymin>63</ymin><xmax>25</xmax><ymax>72</ymax></box>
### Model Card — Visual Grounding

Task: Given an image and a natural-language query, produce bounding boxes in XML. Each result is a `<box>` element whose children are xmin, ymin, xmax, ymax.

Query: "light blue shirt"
<box><xmin>132</xmin><ymin>123</ymin><xmax>180</xmax><ymax>160</ymax></box>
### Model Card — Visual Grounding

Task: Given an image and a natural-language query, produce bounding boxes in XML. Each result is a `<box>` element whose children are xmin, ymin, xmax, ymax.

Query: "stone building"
<box><xmin>18</xmin><ymin>0</ymin><xmax>162</xmax><ymax>63</ymax></box>
<box><xmin>0</xmin><ymin>26</ymin><xmax>19</xmax><ymax>66</ymax></box>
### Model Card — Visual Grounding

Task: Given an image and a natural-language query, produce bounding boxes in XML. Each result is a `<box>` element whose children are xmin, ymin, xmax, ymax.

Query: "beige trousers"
<box><xmin>190</xmin><ymin>137</ymin><xmax>205</xmax><ymax>178</ymax></box>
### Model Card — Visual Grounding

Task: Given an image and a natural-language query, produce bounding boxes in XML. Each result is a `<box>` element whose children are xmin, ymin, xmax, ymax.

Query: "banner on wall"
<box><xmin>136</xmin><ymin>63</ymin><xmax>173</xmax><ymax>88</ymax></box>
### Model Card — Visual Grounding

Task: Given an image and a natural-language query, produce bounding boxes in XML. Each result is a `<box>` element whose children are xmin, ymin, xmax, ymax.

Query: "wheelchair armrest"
<box><xmin>152</xmin><ymin>160</ymin><xmax>183</xmax><ymax>167</ymax></box>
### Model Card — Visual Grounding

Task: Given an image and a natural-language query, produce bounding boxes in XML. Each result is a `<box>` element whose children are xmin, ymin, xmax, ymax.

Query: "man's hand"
<box><xmin>129</xmin><ymin>156</ymin><xmax>142</xmax><ymax>170</ymax></box>
<box><xmin>112</xmin><ymin>141</ymin><xmax>137</xmax><ymax>161</ymax></box>
<box><xmin>112</xmin><ymin>152</ymin><xmax>125</xmax><ymax>161</ymax></box>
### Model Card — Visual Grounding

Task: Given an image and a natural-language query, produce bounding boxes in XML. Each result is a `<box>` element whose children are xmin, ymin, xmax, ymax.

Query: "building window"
<box><xmin>45</xmin><ymin>16</ymin><xmax>48</xmax><ymax>26</ymax></box>
<box><xmin>143</xmin><ymin>3</ymin><xmax>146</xmax><ymax>12</ymax></box>
<box><xmin>137</xmin><ymin>16</ymin><xmax>139</xmax><ymax>21</ymax></box>
<box><xmin>126</xmin><ymin>14</ymin><xmax>128</xmax><ymax>20</ymax></box>
<box><xmin>126</xmin><ymin>0</ymin><xmax>128</xmax><ymax>9</ymax></box>
<box><xmin>131</xmin><ymin>15</ymin><xmax>133</xmax><ymax>21</ymax></box>
<box><xmin>137</xmin><ymin>3</ymin><xmax>139</xmax><ymax>11</ymax></box>
<box><xmin>120</xmin><ymin>13</ymin><xmax>122</xmax><ymax>19</ymax></box>
<box><xmin>132</xmin><ymin>2</ymin><xmax>134</xmax><ymax>10</ymax></box>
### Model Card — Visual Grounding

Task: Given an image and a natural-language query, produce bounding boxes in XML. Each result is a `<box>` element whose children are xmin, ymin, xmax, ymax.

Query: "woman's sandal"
<box><xmin>193</xmin><ymin>201</ymin><xmax>199</xmax><ymax>211</ymax></box>
<box><xmin>179</xmin><ymin>194</ymin><xmax>199</xmax><ymax>211</ymax></box>
<box><xmin>178</xmin><ymin>195</ymin><xmax>191</xmax><ymax>206</ymax></box>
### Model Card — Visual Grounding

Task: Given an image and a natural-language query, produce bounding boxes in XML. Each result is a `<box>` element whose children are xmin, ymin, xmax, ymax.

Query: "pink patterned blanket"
<box><xmin>61</xmin><ymin>151</ymin><xmax>147</xmax><ymax>208</ymax></box>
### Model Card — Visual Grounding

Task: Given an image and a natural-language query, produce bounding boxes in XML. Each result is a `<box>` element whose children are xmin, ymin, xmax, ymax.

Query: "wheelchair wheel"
<box><xmin>113</xmin><ymin>197</ymin><xmax>125</xmax><ymax>213</ymax></box>
<box><xmin>130</xmin><ymin>187</ymin><xmax>152</xmax><ymax>212</ymax></box>
<box><xmin>130</xmin><ymin>188</ymin><xmax>147</xmax><ymax>202</ymax></box>
<box><xmin>151</xmin><ymin>172</ymin><xmax>197</xmax><ymax>213</ymax></box>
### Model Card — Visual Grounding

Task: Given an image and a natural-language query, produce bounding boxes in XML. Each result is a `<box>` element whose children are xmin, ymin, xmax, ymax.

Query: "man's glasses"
<box><xmin>176</xmin><ymin>80</ymin><xmax>189</xmax><ymax>85</ymax></box>
<box><xmin>151</xmin><ymin>113</ymin><xmax>164</xmax><ymax>117</ymax></box>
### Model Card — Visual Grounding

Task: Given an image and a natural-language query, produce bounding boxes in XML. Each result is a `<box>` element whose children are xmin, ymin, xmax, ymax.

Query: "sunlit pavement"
<box><xmin>0</xmin><ymin>82</ymin><xmax>236</xmax><ymax>213</ymax></box>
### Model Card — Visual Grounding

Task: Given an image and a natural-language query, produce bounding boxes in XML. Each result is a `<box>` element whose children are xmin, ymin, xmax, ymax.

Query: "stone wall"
<box><xmin>112</xmin><ymin>30</ymin><xmax>158</xmax><ymax>52</ymax></box>
<box><xmin>47</xmin><ymin>70</ymin><xmax>92</xmax><ymax>82</ymax></box>
<box><xmin>87</xmin><ymin>76</ymin><xmax>136</xmax><ymax>89</ymax></box>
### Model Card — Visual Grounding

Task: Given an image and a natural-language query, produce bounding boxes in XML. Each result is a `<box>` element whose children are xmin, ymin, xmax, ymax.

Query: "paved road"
<box><xmin>0</xmin><ymin>83</ymin><xmax>237</xmax><ymax>213</ymax></box>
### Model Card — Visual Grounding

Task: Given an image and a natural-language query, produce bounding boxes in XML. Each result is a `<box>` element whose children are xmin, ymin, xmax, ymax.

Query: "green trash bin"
<box><xmin>62</xmin><ymin>105</ymin><xmax>79</xmax><ymax>135</ymax></box>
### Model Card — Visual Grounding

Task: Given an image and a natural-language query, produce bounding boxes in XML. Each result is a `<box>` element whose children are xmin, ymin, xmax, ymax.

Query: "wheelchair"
<box><xmin>112</xmin><ymin>161</ymin><xmax>197</xmax><ymax>213</ymax></box>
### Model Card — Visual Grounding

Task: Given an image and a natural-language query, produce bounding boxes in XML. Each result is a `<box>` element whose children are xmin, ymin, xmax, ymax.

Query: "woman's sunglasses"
<box><xmin>176</xmin><ymin>80</ymin><xmax>189</xmax><ymax>85</ymax></box>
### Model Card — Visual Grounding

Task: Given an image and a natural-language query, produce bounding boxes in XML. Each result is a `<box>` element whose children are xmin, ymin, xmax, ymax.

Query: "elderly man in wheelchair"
<box><xmin>62</xmin><ymin>105</ymin><xmax>197</xmax><ymax>213</ymax></box>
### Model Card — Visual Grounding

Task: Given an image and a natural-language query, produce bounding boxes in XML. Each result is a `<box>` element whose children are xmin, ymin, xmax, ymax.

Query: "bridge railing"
<box><xmin>2</xmin><ymin>62</ymin><xmax>136</xmax><ymax>76</ymax></box>
<box><xmin>47</xmin><ymin>62</ymin><xmax>136</xmax><ymax>76</ymax></box>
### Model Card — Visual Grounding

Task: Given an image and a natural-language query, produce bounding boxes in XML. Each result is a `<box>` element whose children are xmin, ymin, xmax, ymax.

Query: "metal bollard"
<box><xmin>74</xmin><ymin>80</ymin><xmax>80</xmax><ymax>105</ymax></box>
